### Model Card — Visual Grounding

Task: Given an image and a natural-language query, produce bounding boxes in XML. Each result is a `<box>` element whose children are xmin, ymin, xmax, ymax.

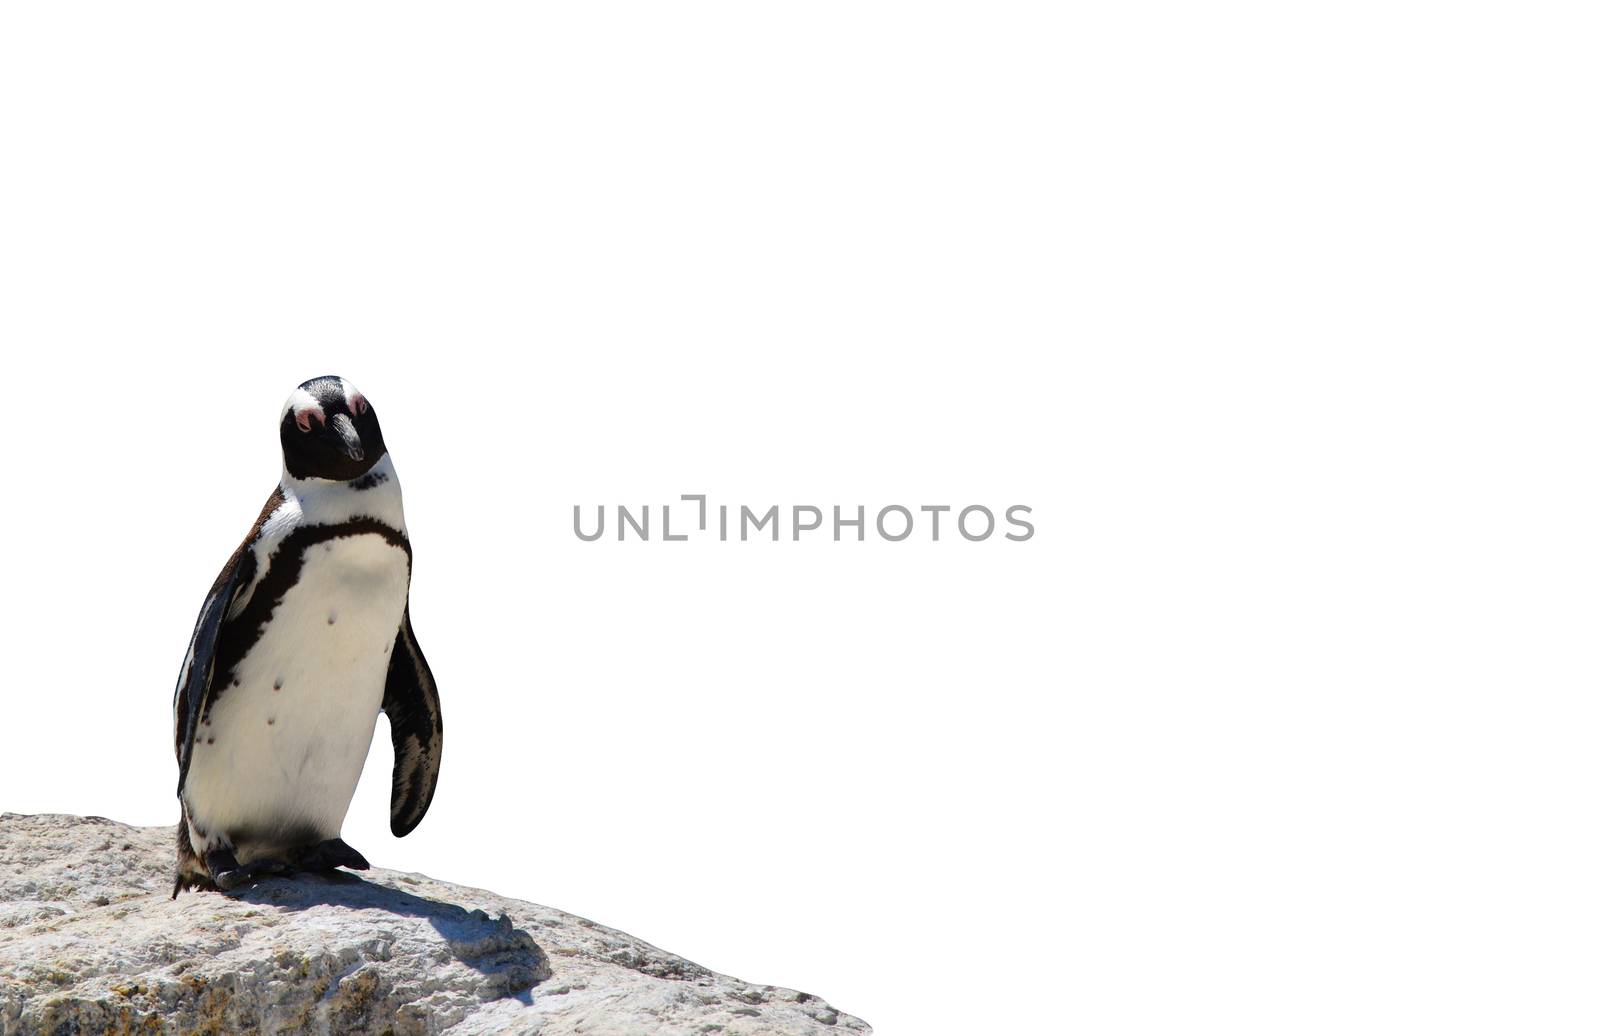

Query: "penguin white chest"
<box><xmin>184</xmin><ymin>532</ymin><xmax>410</xmax><ymax>858</ymax></box>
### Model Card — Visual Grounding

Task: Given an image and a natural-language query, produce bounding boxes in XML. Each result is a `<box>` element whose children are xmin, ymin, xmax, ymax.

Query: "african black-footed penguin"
<box><xmin>171</xmin><ymin>375</ymin><xmax>442</xmax><ymax>894</ymax></box>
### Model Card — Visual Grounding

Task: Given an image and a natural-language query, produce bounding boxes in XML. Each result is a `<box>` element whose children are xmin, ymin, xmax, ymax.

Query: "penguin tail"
<box><xmin>172</xmin><ymin>812</ymin><xmax>216</xmax><ymax>896</ymax></box>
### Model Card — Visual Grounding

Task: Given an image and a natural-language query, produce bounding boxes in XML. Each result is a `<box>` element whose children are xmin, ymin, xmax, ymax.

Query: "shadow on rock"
<box><xmin>234</xmin><ymin>871</ymin><xmax>550</xmax><ymax>1001</ymax></box>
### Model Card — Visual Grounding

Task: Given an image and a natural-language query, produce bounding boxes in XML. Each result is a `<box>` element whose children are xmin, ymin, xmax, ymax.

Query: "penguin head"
<box><xmin>279</xmin><ymin>375</ymin><xmax>389</xmax><ymax>482</ymax></box>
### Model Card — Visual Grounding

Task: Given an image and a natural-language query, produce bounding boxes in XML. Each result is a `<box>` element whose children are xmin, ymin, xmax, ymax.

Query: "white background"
<box><xmin>0</xmin><ymin>4</ymin><xmax>1594</xmax><ymax>1034</ymax></box>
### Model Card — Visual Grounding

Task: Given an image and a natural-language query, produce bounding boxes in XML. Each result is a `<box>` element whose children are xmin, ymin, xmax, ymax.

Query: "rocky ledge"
<box><xmin>0</xmin><ymin>814</ymin><xmax>867</xmax><ymax>1035</ymax></box>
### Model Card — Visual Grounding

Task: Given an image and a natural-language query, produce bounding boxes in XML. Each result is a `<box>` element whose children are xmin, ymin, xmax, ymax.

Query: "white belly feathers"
<box><xmin>183</xmin><ymin>513</ymin><xmax>411</xmax><ymax>862</ymax></box>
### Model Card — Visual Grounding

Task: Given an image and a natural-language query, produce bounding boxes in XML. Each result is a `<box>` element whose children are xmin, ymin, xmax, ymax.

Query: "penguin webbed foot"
<box><xmin>293</xmin><ymin>837</ymin><xmax>371</xmax><ymax>874</ymax></box>
<box><xmin>206</xmin><ymin>847</ymin><xmax>295</xmax><ymax>892</ymax></box>
<box><xmin>197</xmin><ymin>840</ymin><xmax>368</xmax><ymax>892</ymax></box>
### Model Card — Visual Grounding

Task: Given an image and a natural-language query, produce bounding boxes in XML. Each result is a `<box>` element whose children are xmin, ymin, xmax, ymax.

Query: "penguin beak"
<box><xmin>330</xmin><ymin>413</ymin><xmax>365</xmax><ymax>462</ymax></box>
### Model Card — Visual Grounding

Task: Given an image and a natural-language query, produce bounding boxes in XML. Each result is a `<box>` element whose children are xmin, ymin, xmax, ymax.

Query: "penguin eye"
<box><xmin>350</xmin><ymin>393</ymin><xmax>369</xmax><ymax>417</ymax></box>
<box><xmin>294</xmin><ymin>405</ymin><xmax>326</xmax><ymax>433</ymax></box>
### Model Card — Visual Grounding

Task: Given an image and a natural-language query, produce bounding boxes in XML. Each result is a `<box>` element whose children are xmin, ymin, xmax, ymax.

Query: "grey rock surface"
<box><xmin>0</xmin><ymin>814</ymin><xmax>868</xmax><ymax>1035</ymax></box>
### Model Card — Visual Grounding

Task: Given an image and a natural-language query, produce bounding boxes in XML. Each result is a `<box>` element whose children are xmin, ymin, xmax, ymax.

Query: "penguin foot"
<box><xmin>207</xmin><ymin>848</ymin><xmax>294</xmax><ymax>891</ymax></box>
<box><xmin>293</xmin><ymin>838</ymin><xmax>371</xmax><ymax>874</ymax></box>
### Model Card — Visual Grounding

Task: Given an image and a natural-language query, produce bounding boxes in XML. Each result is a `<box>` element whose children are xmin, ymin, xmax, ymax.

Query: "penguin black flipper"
<box><xmin>173</xmin><ymin>543</ymin><xmax>257</xmax><ymax>795</ymax></box>
<box><xmin>383</xmin><ymin>606</ymin><xmax>443</xmax><ymax>837</ymax></box>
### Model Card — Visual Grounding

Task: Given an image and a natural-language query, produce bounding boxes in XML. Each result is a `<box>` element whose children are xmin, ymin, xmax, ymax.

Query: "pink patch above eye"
<box><xmin>295</xmin><ymin>405</ymin><xmax>326</xmax><ymax>432</ymax></box>
<box><xmin>351</xmin><ymin>393</ymin><xmax>368</xmax><ymax>415</ymax></box>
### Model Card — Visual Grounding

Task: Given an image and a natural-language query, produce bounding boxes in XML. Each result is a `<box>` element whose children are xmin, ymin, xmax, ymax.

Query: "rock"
<box><xmin>0</xmin><ymin>814</ymin><xmax>868</xmax><ymax>1035</ymax></box>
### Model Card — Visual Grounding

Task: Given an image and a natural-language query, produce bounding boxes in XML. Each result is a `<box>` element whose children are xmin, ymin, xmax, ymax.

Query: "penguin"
<box><xmin>171</xmin><ymin>375</ymin><xmax>442</xmax><ymax>895</ymax></box>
